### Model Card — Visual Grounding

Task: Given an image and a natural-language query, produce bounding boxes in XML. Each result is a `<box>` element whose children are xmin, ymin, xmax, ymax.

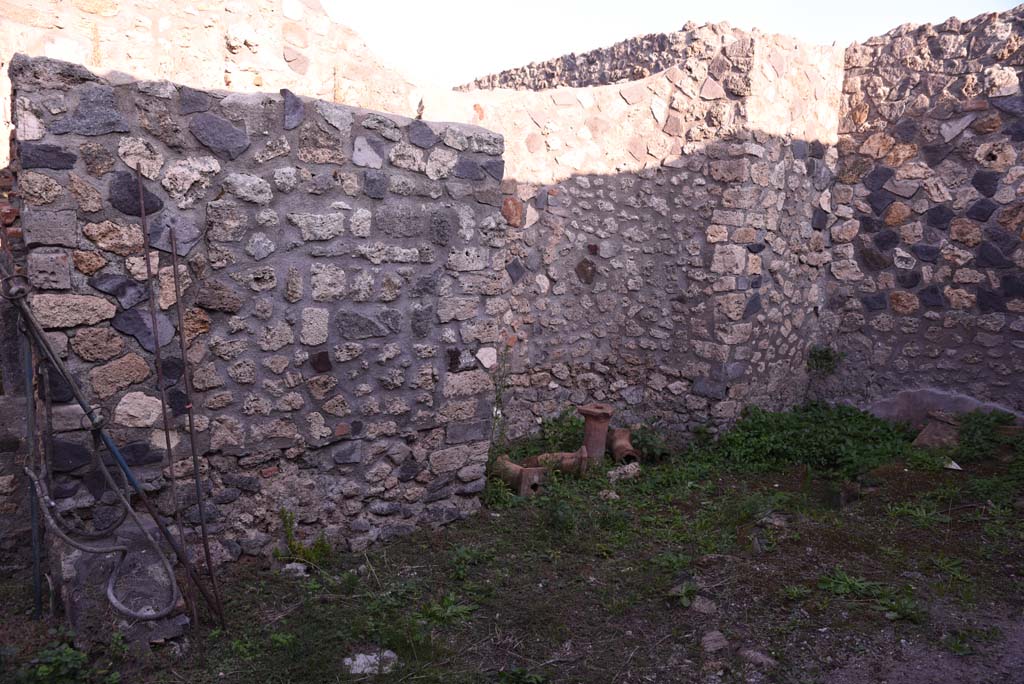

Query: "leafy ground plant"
<box><xmin>955</xmin><ymin>410</ymin><xmax>1017</xmax><ymax>463</ymax></box>
<box><xmin>15</xmin><ymin>641</ymin><xmax>119</xmax><ymax>684</ymax></box>
<box><xmin>696</xmin><ymin>403</ymin><xmax>914</xmax><ymax>478</ymax></box>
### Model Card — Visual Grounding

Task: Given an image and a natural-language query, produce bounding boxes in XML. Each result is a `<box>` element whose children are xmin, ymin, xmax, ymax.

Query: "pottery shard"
<box><xmin>83</xmin><ymin>220</ymin><xmax>144</xmax><ymax>256</ymax></box>
<box><xmin>31</xmin><ymin>294</ymin><xmax>116</xmax><ymax>329</ymax></box>
<box><xmin>89</xmin><ymin>352</ymin><xmax>150</xmax><ymax>400</ymax></box>
<box><xmin>71</xmin><ymin>327</ymin><xmax>125</xmax><ymax>362</ymax></box>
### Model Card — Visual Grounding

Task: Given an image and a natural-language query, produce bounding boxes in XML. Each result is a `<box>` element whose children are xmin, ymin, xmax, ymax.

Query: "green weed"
<box><xmin>956</xmin><ymin>410</ymin><xmax>1016</xmax><ymax>463</ymax></box>
<box><xmin>818</xmin><ymin>568</ymin><xmax>881</xmax><ymax>597</ymax></box>
<box><xmin>875</xmin><ymin>592</ymin><xmax>925</xmax><ymax>623</ymax></box>
<box><xmin>807</xmin><ymin>346</ymin><xmax>843</xmax><ymax>375</ymax></box>
<box><xmin>274</xmin><ymin>509</ymin><xmax>333</xmax><ymax>567</ymax></box>
<box><xmin>696</xmin><ymin>403</ymin><xmax>913</xmax><ymax>478</ymax></box>
<box><xmin>941</xmin><ymin>626</ymin><xmax>1001</xmax><ymax>656</ymax></box>
<box><xmin>450</xmin><ymin>544</ymin><xmax>491</xmax><ymax>581</ymax></box>
<box><xmin>886</xmin><ymin>501</ymin><xmax>951</xmax><ymax>527</ymax></box>
<box><xmin>631</xmin><ymin>424</ymin><xmax>673</xmax><ymax>462</ymax></box>
<box><xmin>417</xmin><ymin>593</ymin><xmax>478</xmax><ymax>626</ymax></box>
<box><xmin>782</xmin><ymin>584</ymin><xmax>812</xmax><ymax>601</ymax></box>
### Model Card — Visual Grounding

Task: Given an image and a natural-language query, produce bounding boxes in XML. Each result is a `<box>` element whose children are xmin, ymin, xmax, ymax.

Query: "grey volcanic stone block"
<box><xmin>337</xmin><ymin>311</ymin><xmax>391</xmax><ymax>339</ymax></box>
<box><xmin>88</xmin><ymin>274</ymin><xmax>148</xmax><ymax>309</ymax></box>
<box><xmin>280</xmin><ymin>88</ymin><xmax>305</xmax><ymax>130</ymax></box>
<box><xmin>20</xmin><ymin>143</ymin><xmax>77</xmax><ymax>169</ymax></box>
<box><xmin>111</xmin><ymin>307</ymin><xmax>175</xmax><ymax>352</ymax></box>
<box><xmin>408</xmin><ymin>120</ymin><xmax>439</xmax><ymax>148</ymax></box>
<box><xmin>23</xmin><ymin>209</ymin><xmax>77</xmax><ymax>247</ymax></box>
<box><xmin>189</xmin><ymin>112</ymin><xmax>250</xmax><ymax>160</ymax></box>
<box><xmin>51</xmin><ymin>439</ymin><xmax>91</xmax><ymax>472</ymax></box>
<box><xmin>195</xmin><ymin>281</ymin><xmax>243</xmax><ymax>313</ymax></box>
<box><xmin>51</xmin><ymin>83</ymin><xmax>129</xmax><ymax>136</ymax></box>
<box><xmin>178</xmin><ymin>86</ymin><xmax>211</xmax><ymax>114</ymax></box>
<box><xmin>148</xmin><ymin>212</ymin><xmax>202</xmax><ymax>256</ymax></box>
<box><xmin>109</xmin><ymin>171</ymin><xmax>164</xmax><ymax>216</ymax></box>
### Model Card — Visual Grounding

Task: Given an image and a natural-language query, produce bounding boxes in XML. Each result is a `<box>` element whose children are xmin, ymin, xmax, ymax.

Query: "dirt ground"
<box><xmin>2</xmin><ymin>450</ymin><xmax>1023</xmax><ymax>684</ymax></box>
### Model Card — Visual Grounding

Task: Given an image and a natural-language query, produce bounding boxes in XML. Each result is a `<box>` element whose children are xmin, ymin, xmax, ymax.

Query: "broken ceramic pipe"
<box><xmin>493</xmin><ymin>454</ymin><xmax>546</xmax><ymax>497</ymax></box>
<box><xmin>609</xmin><ymin>428</ymin><xmax>640</xmax><ymax>463</ymax></box>
<box><xmin>522</xmin><ymin>445</ymin><xmax>589</xmax><ymax>475</ymax></box>
<box><xmin>578</xmin><ymin>403</ymin><xmax>614</xmax><ymax>464</ymax></box>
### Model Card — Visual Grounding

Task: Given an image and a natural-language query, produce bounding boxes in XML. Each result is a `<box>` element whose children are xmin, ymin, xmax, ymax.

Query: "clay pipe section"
<box><xmin>522</xmin><ymin>445</ymin><xmax>589</xmax><ymax>475</ymax></box>
<box><xmin>609</xmin><ymin>428</ymin><xmax>640</xmax><ymax>463</ymax></box>
<box><xmin>578</xmin><ymin>403</ymin><xmax>614</xmax><ymax>464</ymax></box>
<box><xmin>493</xmin><ymin>455</ymin><xmax>546</xmax><ymax>497</ymax></box>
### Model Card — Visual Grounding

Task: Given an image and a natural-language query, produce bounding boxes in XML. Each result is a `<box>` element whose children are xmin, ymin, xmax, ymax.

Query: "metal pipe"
<box><xmin>22</xmin><ymin>324</ymin><xmax>41</xmax><ymax>619</ymax></box>
<box><xmin>24</xmin><ymin>466</ymin><xmax>179</xmax><ymax>620</ymax></box>
<box><xmin>168</xmin><ymin>224</ymin><xmax>224</xmax><ymax>626</ymax></box>
<box><xmin>135</xmin><ymin>170</ymin><xmax>194</xmax><ymax>621</ymax></box>
<box><xmin>0</xmin><ymin>268</ymin><xmax>224</xmax><ymax>622</ymax></box>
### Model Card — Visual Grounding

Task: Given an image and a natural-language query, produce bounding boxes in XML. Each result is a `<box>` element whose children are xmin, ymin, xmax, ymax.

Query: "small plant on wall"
<box><xmin>806</xmin><ymin>344</ymin><xmax>843</xmax><ymax>402</ymax></box>
<box><xmin>807</xmin><ymin>345</ymin><xmax>843</xmax><ymax>375</ymax></box>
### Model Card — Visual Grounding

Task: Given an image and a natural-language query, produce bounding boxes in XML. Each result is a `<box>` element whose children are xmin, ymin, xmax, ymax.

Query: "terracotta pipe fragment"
<box><xmin>609</xmin><ymin>428</ymin><xmax>640</xmax><ymax>463</ymax></box>
<box><xmin>493</xmin><ymin>454</ymin><xmax>546</xmax><ymax>497</ymax></box>
<box><xmin>522</xmin><ymin>445</ymin><xmax>589</xmax><ymax>475</ymax></box>
<box><xmin>578</xmin><ymin>403</ymin><xmax>614</xmax><ymax>464</ymax></box>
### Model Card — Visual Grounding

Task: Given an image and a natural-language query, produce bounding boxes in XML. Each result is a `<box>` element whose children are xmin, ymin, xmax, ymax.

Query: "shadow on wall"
<box><xmin>492</xmin><ymin>130</ymin><xmax>836</xmax><ymax>441</ymax></box>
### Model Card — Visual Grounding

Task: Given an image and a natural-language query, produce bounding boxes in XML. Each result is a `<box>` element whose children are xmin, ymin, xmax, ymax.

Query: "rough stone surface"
<box><xmin>31</xmin><ymin>294</ymin><xmax>116</xmax><ymax>329</ymax></box>
<box><xmin>89</xmin><ymin>353</ymin><xmax>151</xmax><ymax>399</ymax></box>
<box><xmin>189</xmin><ymin>113</ymin><xmax>251</xmax><ymax>160</ymax></box>
<box><xmin>5</xmin><ymin>8</ymin><xmax>1024</xmax><ymax>602</ymax></box>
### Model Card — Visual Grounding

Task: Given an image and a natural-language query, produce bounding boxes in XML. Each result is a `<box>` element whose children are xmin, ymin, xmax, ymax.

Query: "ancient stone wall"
<box><xmin>0</xmin><ymin>0</ymin><xmax>418</xmax><ymax>167</ymax></box>
<box><xmin>5</xmin><ymin>53</ymin><xmax>504</xmax><ymax>558</ymax></box>
<box><xmin>819</xmin><ymin>8</ymin><xmax>1024</xmax><ymax>412</ymax></box>
<box><xmin>458</xmin><ymin>28</ymin><xmax>696</xmax><ymax>91</ymax></box>
<box><xmin>429</xmin><ymin>26</ymin><xmax>844</xmax><ymax>438</ymax></box>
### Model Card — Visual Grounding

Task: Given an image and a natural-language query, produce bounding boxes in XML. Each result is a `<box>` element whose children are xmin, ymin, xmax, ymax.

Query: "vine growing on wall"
<box><xmin>488</xmin><ymin>331</ymin><xmax>517</xmax><ymax>460</ymax></box>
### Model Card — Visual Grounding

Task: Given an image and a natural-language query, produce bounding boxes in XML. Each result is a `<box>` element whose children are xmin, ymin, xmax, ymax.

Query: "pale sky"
<box><xmin>322</xmin><ymin>0</ymin><xmax>1019</xmax><ymax>88</ymax></box>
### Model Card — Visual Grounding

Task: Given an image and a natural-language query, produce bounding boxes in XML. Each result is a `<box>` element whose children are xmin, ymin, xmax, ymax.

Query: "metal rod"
<box><xmin>168</xmin><ymin>224</ymin><xmax>225</xmax><ymax>627</ymax></box>
<box><xmin>1</xmin><ymin>271</ymin><xmax>224</xmax><ymax>622</ymax></box>
<box><xmin>24</xmin><ymin>466</ymin><xmax>179</xmax><ymax>620</ymax></box>
<box><xmin>22</xmin><ymin>324</ymin><xmax>42</xmax><ymax>619</ymax></box>
<box><xmin>135</xmin><ymin>170</ymin><xmax>195</xmax><ymax>622</ymax></box>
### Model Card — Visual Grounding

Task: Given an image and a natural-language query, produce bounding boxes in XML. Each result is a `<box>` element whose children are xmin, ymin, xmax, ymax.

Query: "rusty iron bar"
<box><xmin>136</xmin><ymin>170</ymin><xmax>197</xmax><ymax>623</ymax></box>
<box><xmin>167</xmin><ymin>222</ymin><xmax>225</xmax><ymax>628</ymax></box>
